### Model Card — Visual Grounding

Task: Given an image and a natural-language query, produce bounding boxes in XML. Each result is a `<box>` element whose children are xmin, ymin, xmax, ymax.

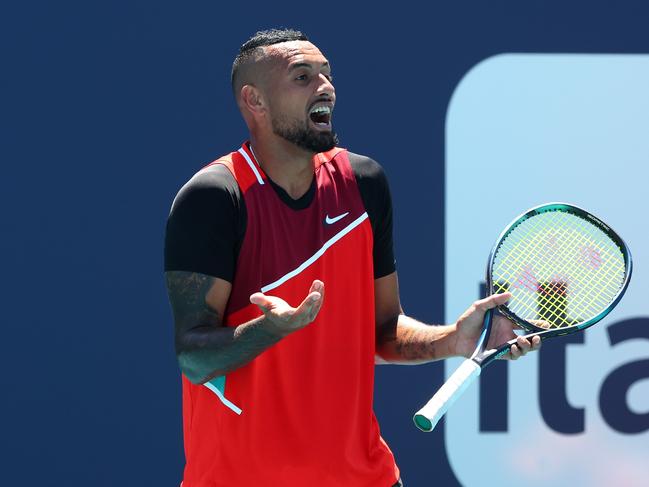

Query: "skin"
<box><xmin>166</xmin><ymin>40</ymin><xmax>540</xmax><ymax>385</ymax></box>
<box><xmin>236</xmin><ymin>41</ymin><xmax>336</xmax><ymax>198</ymax></box>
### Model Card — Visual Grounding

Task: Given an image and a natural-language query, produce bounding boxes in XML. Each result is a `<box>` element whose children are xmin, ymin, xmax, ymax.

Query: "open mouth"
<box><xmin>309</xmin><ymin>104</ymin><xmax>333</xmax><ymax>128</ymax></box>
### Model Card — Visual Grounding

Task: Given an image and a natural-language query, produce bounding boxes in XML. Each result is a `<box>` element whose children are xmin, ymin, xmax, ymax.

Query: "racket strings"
<box><xmin>492</xmin><ymin>210</ymin><xmax>626</xmax><ymax>329</ymax></box>
<box><xmin>497</xmin><ymin>219</ymin><xmax>623</xmax><ymax>313</ymax></box>
<box><xmin>499</xmin><ymin>219</ymin><xmax>624</xmax><ymax>326</ymax></box>
<box><xmin>497</xmin><ymin>230</ymin><xmax>623</xmax><ymax>327</ymax></box>
<box><xmin>493</xmin><ymin>214</ymin><xmax>580</xmax><ymax>324</ymax></box>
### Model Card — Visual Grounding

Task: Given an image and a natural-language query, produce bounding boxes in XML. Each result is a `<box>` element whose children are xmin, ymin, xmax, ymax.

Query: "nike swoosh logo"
<box><xmin>324</xmin><ymin>212</ymin><xmax>350</xmax><ymax>225</ymax></box>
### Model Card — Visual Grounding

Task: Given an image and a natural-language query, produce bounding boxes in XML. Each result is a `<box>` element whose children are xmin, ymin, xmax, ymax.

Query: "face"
<box><xmin>262</xmin><ymin>41</ymin><xmax>338</xmax><ymax>153</ymax></box>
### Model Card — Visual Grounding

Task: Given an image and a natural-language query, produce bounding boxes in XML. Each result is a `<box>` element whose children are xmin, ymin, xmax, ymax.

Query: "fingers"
<box><xmin>473</xmin><ymin>292</ymin><xmax>511</xmax><ymax>312</ymax></box>
<box><xmin>293</xmin><ymin>292</ymin><xmax>322</xmax><ymax>323</ymax></box>
<box><xmin>530</xmin><ymin>319</ymin><xmax>552</xmax><ymax>330</ymax></box>
<box><xmin>306</xmin><ymin>280</ymin><xmax>325</xmax><ymax>318</ymax></box>
<box><xmin>508</xmin><ymin>335</ymin><xmax>542</xmax><ymax>360</ymax></box>
<box><xmin>508</xmin><ymin>336</ymin><xmax>528</xmax><ymax>360</ymax></box>
<box><xmin>314</xmin><ymin>280</ymin><xmax>324</xmax><ymax>306</ymax></box>
<box><xmin>308</xmin><ymin>279</ymin><xmax>324</xmax><ymax>296</ymax></box>
<box><xmin>249</xmin><ymin>280</ymin><xmax>326</xmax><ymax>336</ymax></box>
<box><xmin>295</xmin><ymin>280</ymin><xmax>325</xmax><ymax>322</ymax></box>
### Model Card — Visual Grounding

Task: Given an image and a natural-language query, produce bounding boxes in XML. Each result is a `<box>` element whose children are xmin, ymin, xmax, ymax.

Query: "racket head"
<box><xmin>486</xmin><ymin>203</ymin><xmax>632</xmax><ymax>336</ymax></box>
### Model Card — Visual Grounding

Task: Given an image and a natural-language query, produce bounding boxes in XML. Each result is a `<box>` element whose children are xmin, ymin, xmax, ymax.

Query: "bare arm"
<box><xmin>374</xmin><ymin>272</ymin><xmax>540</xmax><ymax>364</ymax></box>
<box><xmin>166</xmin><ymin>271</ymin><xmax>324</xmax><ymax>384</ymax></box>
<box><xmin>374</xmin><ymin>272</ymin><xmax>456</xmax><ymax>363</ymax></box>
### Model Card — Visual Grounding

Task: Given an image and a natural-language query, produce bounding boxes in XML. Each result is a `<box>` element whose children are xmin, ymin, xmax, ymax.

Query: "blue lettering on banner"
<box><xmin>599</xmin><ymin>318</ymin><xmax>649</xmax><ymax>434</ymax></box>
<box><xmin>477</xmin><ymin>283</ymin><xmax>649</xmax><ymax>434</ymax></box>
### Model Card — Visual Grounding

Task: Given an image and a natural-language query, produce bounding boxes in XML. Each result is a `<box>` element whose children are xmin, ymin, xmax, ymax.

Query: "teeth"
<box><xmin>310</xmin><ymin>106</ymin><xmax>331</xmax><ymax>115</ymax></box>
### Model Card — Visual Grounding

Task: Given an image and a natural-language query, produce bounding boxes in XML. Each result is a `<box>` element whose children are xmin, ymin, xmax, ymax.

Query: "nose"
<box><xmin>317</xmin><ymin>73</ymin><xmax>335</xmax><ymax>98</ymax></box>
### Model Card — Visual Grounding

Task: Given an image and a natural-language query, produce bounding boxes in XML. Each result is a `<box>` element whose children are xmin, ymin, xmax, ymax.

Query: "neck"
<box><xmin>249</xmin><ymin>134</ymin><xmax>315</xmax><ymax>200</ymax></box>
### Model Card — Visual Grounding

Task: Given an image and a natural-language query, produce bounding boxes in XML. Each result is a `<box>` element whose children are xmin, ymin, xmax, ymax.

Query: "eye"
<box><xmin>323</xmin><ymin>73</ymin><xmax>334</xmax><ymax>82</ymax></box>
<box><xmin>295</xmin><ymin>73</ymin><xmax>308</xmax><ymax>82</ymax></box>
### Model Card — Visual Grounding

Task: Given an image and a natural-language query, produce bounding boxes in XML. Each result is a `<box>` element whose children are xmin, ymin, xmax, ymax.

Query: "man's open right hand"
<box><xmin>249</xmin><ymin>280</ymin><xmax>325</xmax><ymax>337</ymax></box>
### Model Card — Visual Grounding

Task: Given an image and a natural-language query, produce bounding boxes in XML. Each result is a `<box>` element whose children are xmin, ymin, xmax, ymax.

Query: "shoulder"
<box><xmin>346</xmin><ymin>151</ymin><xmax>391</xmax><ymax>199</ymax></box>
<box><xmin>165</xmin><ymin>163</ymin><xmax>245</xmax><ymax>279</ymax></box>
<box><xmin>344</xmin><ymin>151</ymin><xmax>393</xmax><ymax>219</ymax></box>
<box><xmin>170</xmin><ymin>163</ymin><xmax>241</xmax><ymax>214</ymax></box>
<box><xmin>347</xmin><ymin>151</ymin><xmax>387</xmax><ymax>181</ymax></box>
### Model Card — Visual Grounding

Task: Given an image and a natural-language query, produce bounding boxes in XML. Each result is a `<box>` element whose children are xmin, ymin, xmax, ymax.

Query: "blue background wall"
<box><xmin>2</xmin><ymin>1</ymin><xmax>648</xmax><ymax>485</ymax></box>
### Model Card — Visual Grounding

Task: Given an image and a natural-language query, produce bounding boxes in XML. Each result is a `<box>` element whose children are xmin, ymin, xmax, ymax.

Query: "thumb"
<box><xmin>250</xmin><ymin>292</ymin><xmax>272</xmax><ymax>313</ymax></box>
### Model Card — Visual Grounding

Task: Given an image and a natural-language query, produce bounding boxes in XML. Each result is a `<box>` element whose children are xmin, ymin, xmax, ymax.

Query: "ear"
<box><xmin>240</xmin><ymin>84</ymin><xmax>266</xmax><ymax>116</ymax></box>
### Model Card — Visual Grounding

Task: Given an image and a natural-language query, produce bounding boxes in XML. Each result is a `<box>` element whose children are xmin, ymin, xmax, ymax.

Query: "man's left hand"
<box><xmin>453</xmin><ymin>292</ymin><xmax>541</xmax><ymax>360</ymax></box>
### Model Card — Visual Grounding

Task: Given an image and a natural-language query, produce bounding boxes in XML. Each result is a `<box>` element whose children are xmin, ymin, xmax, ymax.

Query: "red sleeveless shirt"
<box><xmin>180</xmin><ymin>143</ymin><xmax>399</xmax><ymax>487</ymax></box>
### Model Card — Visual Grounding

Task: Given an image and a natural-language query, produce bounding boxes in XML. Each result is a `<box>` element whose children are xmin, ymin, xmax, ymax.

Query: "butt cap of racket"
<box><xmin>413</xmin><ymin>359</ymin><xmax>481</xmax><ymax>432</ymax></box>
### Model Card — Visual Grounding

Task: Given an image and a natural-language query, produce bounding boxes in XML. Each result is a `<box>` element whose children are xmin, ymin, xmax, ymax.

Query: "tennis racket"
<box><xmin>413</xmin><ymin>202</ymin><xmax>632</xmax><ymax>432</ymax></box>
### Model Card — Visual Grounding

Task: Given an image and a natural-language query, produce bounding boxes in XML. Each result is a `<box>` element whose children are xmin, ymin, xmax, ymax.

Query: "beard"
<box><xmin>271</xmin><ymin>114</ymin><xmax>339</xmax><ymax>153</ymax></box>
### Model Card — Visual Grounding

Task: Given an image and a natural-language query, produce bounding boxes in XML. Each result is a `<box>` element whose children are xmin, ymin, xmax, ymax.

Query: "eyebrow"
<box><xmin>288</xmin><ymin>61</ymin><xmax>331</xmax><ymax>72</ymax></box>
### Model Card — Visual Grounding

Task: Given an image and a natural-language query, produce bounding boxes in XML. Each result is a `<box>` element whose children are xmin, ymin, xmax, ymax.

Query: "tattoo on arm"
<box><xmin>394</xmin><ymin>323</ymin><xmax>437</xmax><ymax>360</ymax></box>
<box><xmin>166</xmin><ymin>271</ymin><xmax>223</xmax><ymax>349</ymax></box>
<box><xmin>165</xmin><ymin>271</ymin><xmax>281</xmax><ymax>383</ymax></box>
<box><xmin>377</xmin><ymin>315</ymin><xmax>453</xmax><ymax>363</ymax></box>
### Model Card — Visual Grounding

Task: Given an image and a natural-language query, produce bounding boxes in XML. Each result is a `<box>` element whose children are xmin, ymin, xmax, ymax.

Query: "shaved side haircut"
<box><xmin>231</xmin><ymin>28</ymin><xmax>308</xmax><ymax>97</ymax></box>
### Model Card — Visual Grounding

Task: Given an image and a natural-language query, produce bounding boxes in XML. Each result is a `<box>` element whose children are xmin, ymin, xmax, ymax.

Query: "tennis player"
<box><xmin>164</xmin><ymin>28</ymin><xmax>540</xmax><ymax>487</ymax></box>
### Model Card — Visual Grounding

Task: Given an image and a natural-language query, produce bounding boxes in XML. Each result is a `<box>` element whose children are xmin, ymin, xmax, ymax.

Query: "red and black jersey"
<box><xmin>165</xmin><ymin>143</ymin><xmax>399</xmax><ymax>486</ymax></box>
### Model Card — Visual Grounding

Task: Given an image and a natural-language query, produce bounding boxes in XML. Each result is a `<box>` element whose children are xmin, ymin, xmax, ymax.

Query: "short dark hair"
<box><xmin>231</xmin><ymin>28</ymin><xmax>309</xmax><ymax>93</ymax></box>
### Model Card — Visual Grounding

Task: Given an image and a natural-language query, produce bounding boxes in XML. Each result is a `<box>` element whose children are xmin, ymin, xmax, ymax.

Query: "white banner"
<box><xmin>445</xmin><ymin>54</ymin><xmax>649</xmax><ymax>487</ymax></box>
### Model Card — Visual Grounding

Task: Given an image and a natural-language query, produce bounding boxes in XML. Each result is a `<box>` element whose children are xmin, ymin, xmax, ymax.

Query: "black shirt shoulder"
<box><xmin>347</xmin><ymin>152</ymin><xmax>397</xmax><ymax>278</ymax></box>
<box><xmin>164</xmin><ymin>164</ymin><xmax>246</xmax><ymax>282</ymax></box>
<box><xmin>165</xmin><ymin>153</ymin><xmax>395</xmax><ymax>282</ymax></box>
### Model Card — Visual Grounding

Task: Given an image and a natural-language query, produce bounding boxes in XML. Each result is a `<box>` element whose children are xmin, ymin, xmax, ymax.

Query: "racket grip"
<box><xmin>413</xmin><ymin>359</ymin><xmax>481</xmax><ymax>432</ymax></box>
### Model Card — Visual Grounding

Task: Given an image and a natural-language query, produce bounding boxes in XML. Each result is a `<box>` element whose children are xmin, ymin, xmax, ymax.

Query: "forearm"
<box><xmin>177</xmin><ymin>317</ymin><xmax>282</xmax><ymax>384</ymax></box>
<box><xmin>376</xmin><ymin>314</ymin><xmax>458</xmax><ymax>364</ymax></box>
<box><xmin>166</xmin><ymin>271</ymin><xmax>283</xmax><ymax>384</ymax></box>
<box><xmin>166</xmin><ymin>271</ymin><xmax>324</xmax><ymax>384</ymax></box>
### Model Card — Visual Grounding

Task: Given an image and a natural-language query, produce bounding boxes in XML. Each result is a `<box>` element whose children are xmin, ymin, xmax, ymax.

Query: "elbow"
<box><xmin>174</xmin><ymin>332</ymin><xmax>210</xmax><ymax>384</ymax></box>
<box><xmin>176</xmin><ymin>351</ymin><xmax>209</xmax><ymax>385</ymax></box>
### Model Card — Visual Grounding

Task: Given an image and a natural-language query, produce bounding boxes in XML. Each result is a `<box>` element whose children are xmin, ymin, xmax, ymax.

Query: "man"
<box><xmin>164</xmin><ymin>29</ymin><xmax>540</xmax><ymax>487</ymax></box>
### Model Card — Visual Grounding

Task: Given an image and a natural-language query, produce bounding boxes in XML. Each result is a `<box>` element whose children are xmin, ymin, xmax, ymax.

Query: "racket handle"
<box><xmin>413</xmin><ymin>359</ymin><xmax>481</xmax><ymax>432</ymax></box>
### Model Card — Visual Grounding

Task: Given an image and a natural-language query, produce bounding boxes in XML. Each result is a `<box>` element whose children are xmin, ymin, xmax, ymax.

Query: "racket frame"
<box><xmin>476</xmin><ymin>202</ymin><xmax>632</xmax><ymax>367</ymax></box>
<box><xmin>413</xmin><ymin>202</ymin><xmax>632</xmax><ymax>431</ymax></box>
<box><xmin>480</xmin><ymin>202</ymin><xmax>633</xmax><ymax>366</ymax></box>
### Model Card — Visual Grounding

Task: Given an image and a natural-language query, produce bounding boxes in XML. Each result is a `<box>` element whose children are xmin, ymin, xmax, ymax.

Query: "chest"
<box><xmin>228</xmin><ymin>160</ymin><xmax>372</xmax><ymax>310</ymax></box>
